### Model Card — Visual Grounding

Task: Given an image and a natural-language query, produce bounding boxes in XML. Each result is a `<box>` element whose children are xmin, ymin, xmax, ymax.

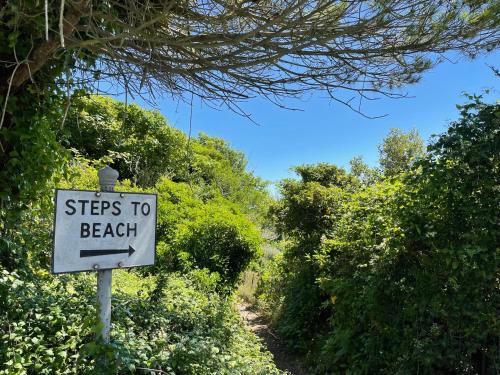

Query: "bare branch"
<box><xmin>1</xmin><ymin>0</ymin><xmax>499</xmax><ymax>115</ymax></box>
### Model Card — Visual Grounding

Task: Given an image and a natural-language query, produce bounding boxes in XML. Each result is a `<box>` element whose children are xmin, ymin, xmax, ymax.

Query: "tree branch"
<box><xmin>0</xmin><ymin>0</ymin><xmax>89</xmax><ymax>96</ymax></box>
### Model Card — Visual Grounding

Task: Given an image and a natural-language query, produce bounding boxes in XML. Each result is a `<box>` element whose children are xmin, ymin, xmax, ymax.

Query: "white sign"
<box><xmin>52</xmin><ymin>189</ymin><xmax>157</xmax><ymax>274</ymax></box>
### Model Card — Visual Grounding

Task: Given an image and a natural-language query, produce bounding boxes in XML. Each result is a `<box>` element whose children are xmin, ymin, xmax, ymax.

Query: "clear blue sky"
<box><xmin>137</xmin><ymin>52</ymin><xmax>498</xmax><ymax>184</ymax></box>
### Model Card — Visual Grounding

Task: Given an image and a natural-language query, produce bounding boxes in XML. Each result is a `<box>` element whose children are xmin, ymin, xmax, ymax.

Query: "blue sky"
<box><xmin>138</xmin><ymin>52</ymin><xmax>498</xmax><ymax>185</ymax></box>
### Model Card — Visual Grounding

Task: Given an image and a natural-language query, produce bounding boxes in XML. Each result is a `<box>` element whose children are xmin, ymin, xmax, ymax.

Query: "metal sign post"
<box><xmin>97</xmin><ymin>268</ymin><xmax>112</xmax><ymax>342</ymax></box>
<box><xmin>96</xmin><ymin>166</ymin><xmax>118</xmax><ymax>343</ymax></box>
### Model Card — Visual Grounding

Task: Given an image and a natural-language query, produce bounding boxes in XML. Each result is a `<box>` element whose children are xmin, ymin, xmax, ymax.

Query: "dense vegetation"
<box><xmin>0</xmin><ymin>2</ymin><xmax>498</xmax><ymax>373</ymax></box>
<box><xmin>258</xmin><ymin>96</ymin><xmax>499</xmax><ymax>374</ymax></box>
<box><xmin>0</xmin><ymin>83</ymin><xmax>497</xmax><ymax>375</ymax></box>
<box><xmin>0</xmin><ymin>95</ymin><xmax>282</xmax><ymax>373</ymax></box>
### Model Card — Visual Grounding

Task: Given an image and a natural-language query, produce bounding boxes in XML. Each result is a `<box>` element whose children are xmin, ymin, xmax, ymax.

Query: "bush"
<box><xmin>176</xmin><ymin>213</ymin><xmax>262</xmax><ymax>289</ymax></box>
<box><xmin>1</xmin><ymin>94</ymin><xmax>276</xmax><ymax>375</ymax></box>
<box><xmin>153</xmin><ymin>177</ymin><xmax>262</xmax><ymax>288</ymax></box>
<box><xmin>261</xmin><ymin>97</ymin><xmax>499</xmax><ymax>374</ymax></box>
<box><xmin>0</xmin><ymin>268</ymin><xmax>284</xmax><ymax>374</ymax></box>
<box><xmin>0</xmin><ymin>270</ymin><xmax>96</xmax><ymax>374</ymax></box>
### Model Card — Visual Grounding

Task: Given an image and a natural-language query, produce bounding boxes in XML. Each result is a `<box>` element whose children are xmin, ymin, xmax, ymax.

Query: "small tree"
<box><xmin>378</xmin><ymin>128</ymin><xmax>425</xmax><ymax>176</ymax></box>
<box><xmin>294</xmin><ymin>163</ymin><xmax>357</xmax><ymax>188</ymax></box>
<box><xmin>349</xmin><ymin>156</ymin><xmax>381</xmax><ymax>185</ymax></box>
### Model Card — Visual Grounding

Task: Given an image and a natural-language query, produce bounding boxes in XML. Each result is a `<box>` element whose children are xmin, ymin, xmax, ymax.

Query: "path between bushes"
<box><xmin>237</xmin><ymin>302</ymin><xmax>309</xmax><ymax>375</ymax></box>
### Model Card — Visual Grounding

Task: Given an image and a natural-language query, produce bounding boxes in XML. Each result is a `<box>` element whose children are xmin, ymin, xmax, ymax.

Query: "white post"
<box><xmin>96</xmin><ymin>270</ymin><xmax>112</xmax><ymax>342</ymax></box>
<box><xmin>96</xmin><ymin>166</ymin><xmax>119</xmax><ymax>343</ymax></box>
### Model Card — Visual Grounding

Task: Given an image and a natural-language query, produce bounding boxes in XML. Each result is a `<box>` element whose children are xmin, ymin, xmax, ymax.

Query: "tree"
<box><xmin>294</xmin><ymin>163</ymin><xmax>358</xmax><ymax>188</ymax></box>
<box><xmin>271</xmin><ymin>163</ymin><xmax>357</xmax><ymax>237</ymax></box>
<box><xmin>61</xmin><ymin>95</ymin><xmax>271</xmax><ymax>219</ymax></box>
<box><xmin>1</xmin><ymin>1</ymin><xmax>498</xmax><ymax>106</ymax></box>
<box><xmin>63</xmin><ymin>95</ymin><xmax>188</xmax><ymax>186</ymax></box>
<box><xmin>262</xmin><ymin>97</ymin><xmax>499</xmax><ymax>372</ymax></box>
<box><xmin>349</xmin><ymin>156</ymin><xmax>381</xmax><ymax>185</ymax></box>
<box><xmin>189</xmin><ymin>134</ymin><xmax>271</xmax><ymax>220</ymax></box>
<box><xmin>378</xmin><ymin>128</ymin><xmax>425</xmax><ymax>176</ymax></box>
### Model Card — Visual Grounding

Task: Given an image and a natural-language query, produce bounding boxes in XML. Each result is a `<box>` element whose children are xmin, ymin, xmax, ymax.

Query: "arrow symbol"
<box><xmin>80</xmin><ymin>245</ymin><xmax>136</xmax><ymax>258</ymax></box>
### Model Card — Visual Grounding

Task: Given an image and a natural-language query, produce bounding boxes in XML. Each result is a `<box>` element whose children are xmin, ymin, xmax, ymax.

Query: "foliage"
<box><xmin>2</xmin><ymin>0</ymin><xmax>498</xmax><ymax>108</ymax></box>
<box><xmin>0</xmin><ymin>9</ymin><xmax>277</xmax><ymax>367</ymax></box>
<box><xmin>189</xmin><ymin>133</ymin><xmax>271</xmax><ymax>221</ymax></box>
<box><xmin>0</xmin><ymin>110</ymin><xmax>275</xmax><ymax>373</ymax></box>
<box><xmin>152</xmin><ymin>176</ymin><xmax>262</xmax><ymax>289</ymax></box>
<box><xmin>378</xmin><ymin>128</ymin><xmax>425</xmax><ymax>176</ymax></box>
<box><xmin>175</xmin><ymin>213</ymin><xmax>262</xmax><ymax>289</ymax></box>
<box><xmin>0</xmin><ymin>268</ymin><xmax>284</xmax><ymax>374</ymax></box>
<box><xmin>270</xmin><ymin>163</ymin><xmax>356</xmax><ymax>238</ymax></box>
<box><xmin>0</xmin><ymin>84</ymin><xmax>70</xmax><ymax>272</ymax></box>
<box><xmin>0</xmin><ymin>154</ymin><xmax>278</xmax><ymax>373</ymax></box>
<box><xmin>109</xmin><ymin>269</ymin><xmax>283</xmax><ymax>375</ymax></box>
<box><xmin>0</xmin><ymin>1</ymin><xmax>87</xmax><ymax>261</ymax></box>
<box><xmin>264</xmin><ymin>164</ymin><xmax>359</xmax><ymax>351</ymax></box>
<box><xmin>54</xmin><ymin>159</ymin><xmax>263</xmax><ymax>290</ymax></box>
<box><xmin>1</xmin><ymin>94</ymin><xmax>270</xmax><ymax>274</ymax></box>
<box><xmin>294</xmin><ymin>163</ymin><xmax>359</xmax><ymax>189</ymax></box>
<box><xmin>313</xmin><ymin>179</ymin><xmax>404</xmax><ymax>373</ymax></box>
<box><xmin>260</xmin><ymin>98</ymin><xmax>499</xmax><ymax>374</ymax></box>
<box><xmin>61</xmin><ymin>95</ymin><xmax>271</xmax><ymax>219</ymax></box>
<box><xmin>0</xmin><ymin>270</ymin><xmax>96</xmax><ymax>374</ymax></box>
<box><xmin>0</xmin><ymin>1</ymin><xmax>498</xmax><ymax>246</ymax></box>
<box><xmin>270</xmin><ymin>181</ymin><xmax>344</xmax><ymax>239</ymax></box>
<box><xmin>61</xmin><ymin>95</ymin><xmax>187</xmax><ymax>187</ymax></box>
<box><xmin>349</xmin><ymin>156</ymin><xmax>382</xmax><ymax>186</ymax></box>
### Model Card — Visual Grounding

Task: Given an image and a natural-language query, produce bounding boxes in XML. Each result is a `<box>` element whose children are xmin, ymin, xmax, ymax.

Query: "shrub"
<box><xmin>0</xmin><ymin>270</ymin><xmax>96</xmax><ymax>374</ymax></box>
<box><xmin>0</xmin><ymin>268</ymin><xmax>284</xmax><ymax>374</ymax></box>
<box><xmin>261</xmin><ymin>97</ymin><xmax>499</xmax><ymax>374</ymax></box>
<box><xmin>176</xmin><ymin>212</ymin><xmax>262</xmax><ymax>289</ymax></box>
<box><xmin>0</xmin><ymin>156</ymin><xmax>276</xmax><ymax>374</ymax></box>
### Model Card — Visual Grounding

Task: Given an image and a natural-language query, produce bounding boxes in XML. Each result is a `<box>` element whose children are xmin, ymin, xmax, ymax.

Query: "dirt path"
<box><xmin>237</xmin><ymin>302</ymin><xmax>309</xmax><ymax>375</ymax></box>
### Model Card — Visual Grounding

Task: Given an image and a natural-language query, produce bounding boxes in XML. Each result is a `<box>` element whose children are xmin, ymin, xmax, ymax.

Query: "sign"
<box><xmin>52</xmin><ymin>189</ymin><xmax>157</xmax><ymax>274</ymax></box>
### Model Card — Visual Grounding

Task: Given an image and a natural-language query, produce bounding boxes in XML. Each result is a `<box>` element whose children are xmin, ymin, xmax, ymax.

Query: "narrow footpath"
<box><xmin>237</xmin><ymin>303</ymin><xmax>309</xmax><ymax>375</ymax></box>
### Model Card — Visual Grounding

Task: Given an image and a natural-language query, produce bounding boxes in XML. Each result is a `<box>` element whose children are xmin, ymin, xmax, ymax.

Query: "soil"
<box><xmin>237</xmin><ymin>302</ymin><xmax>309</xmax><ymax>375</ymax></box>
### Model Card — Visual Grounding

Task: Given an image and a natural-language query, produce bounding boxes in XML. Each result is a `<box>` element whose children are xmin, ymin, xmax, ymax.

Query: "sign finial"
<box><xmin>97</xmin><ymin>165</ymin><xmax>119</xmax><ymax>192</ymax></box>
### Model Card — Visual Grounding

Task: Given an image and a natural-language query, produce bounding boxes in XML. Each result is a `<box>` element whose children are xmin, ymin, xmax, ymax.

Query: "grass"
<box><xmin>238</xmin><ymin>241</ymin><xmax>281</xmax><ymax>305</ymax></box>
<box><xmin>237</xmin><ymin>270</ymin><xmax>259</xmax><ymax>304</ymax></box>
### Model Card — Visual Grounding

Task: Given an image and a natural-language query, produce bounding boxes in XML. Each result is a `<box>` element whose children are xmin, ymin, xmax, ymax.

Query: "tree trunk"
<box><xmin>0</xmin><ymin>0</ymin><xmax>89</xmax><ymax>188</ymax></box>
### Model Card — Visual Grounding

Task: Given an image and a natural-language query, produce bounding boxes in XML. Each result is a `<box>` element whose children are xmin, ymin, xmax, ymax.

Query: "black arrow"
<box><xmin>80</xmin><ymin>245</ymin><xmax>136</xmax><ymax>258</ymax></box>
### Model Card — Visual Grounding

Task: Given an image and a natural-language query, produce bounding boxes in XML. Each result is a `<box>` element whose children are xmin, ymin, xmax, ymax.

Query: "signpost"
<box><xmin>52</xmin><ymin>166</ymin><xmax>156</xmax><ymax>344</ymax></box>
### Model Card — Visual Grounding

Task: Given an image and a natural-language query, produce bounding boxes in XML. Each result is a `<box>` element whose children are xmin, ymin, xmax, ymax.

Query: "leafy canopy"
<box><xmin>61</xmin><ymin>95</ymin><xmax>270</xmax><ymax>218</ymax></box>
